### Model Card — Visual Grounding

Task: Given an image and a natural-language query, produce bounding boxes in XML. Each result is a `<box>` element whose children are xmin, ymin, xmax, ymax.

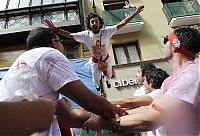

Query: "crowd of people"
<box><xmin>0</xmin><ymin>2</ymin><xmax>199</xmax><ymax>136</ymax></box>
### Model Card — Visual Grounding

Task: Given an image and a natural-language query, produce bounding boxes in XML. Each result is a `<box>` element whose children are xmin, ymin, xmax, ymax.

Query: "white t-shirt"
<box><xmin>72</xmin><ymin>26</ymin><xmax>117</xmax><ymax>60</ymax></box>
<box><xmin>134</xmin><ymin>85</ymin><xmax>146</xmax><ymax>96</ymax></box>
<box><xmin>0</xmin><ymin>47</ymin><xmax>79</xmax><ymax>136</ymax></box>
<box><xmin>146</xmin><ymin>89</ymin><xmax>164</xmax><ymax>136</ymax></box>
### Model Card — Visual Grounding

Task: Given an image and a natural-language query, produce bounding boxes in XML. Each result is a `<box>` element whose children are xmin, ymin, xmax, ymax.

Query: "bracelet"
<box><xmin>53</xmin><ymin>27</ymin><xmax>59</xmax><ymax>33</ymax></box>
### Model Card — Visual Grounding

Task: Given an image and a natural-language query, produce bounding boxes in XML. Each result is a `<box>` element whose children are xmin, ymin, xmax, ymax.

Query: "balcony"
<box><xmin>102</xmin><ymin>7</ymin><xmax>144</xmax><ymax>35</ymax></box>
<box><xmin>162</xmin><ymin>0</ymin><xmax>200</xmax><ymax>28</ymax></box>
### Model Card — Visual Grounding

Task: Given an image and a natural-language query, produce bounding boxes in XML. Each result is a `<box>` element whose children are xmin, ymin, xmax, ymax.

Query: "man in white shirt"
<box><xmin>44</xmin><ymin>5</ymin><xmax>144</xmax><ymax>91</ymax></box>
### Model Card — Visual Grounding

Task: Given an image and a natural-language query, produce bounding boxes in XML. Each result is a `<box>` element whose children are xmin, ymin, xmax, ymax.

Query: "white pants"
<box><xmin>89</xmin><ymin>57</ymin><xmax>112</xmax><ymax>85</ymax></box>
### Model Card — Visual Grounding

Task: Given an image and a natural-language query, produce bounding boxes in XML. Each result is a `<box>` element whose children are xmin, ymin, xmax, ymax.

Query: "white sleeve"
<box><xmin>36</xmin><ymin>49</ymin><xmax>79</xmax><ymax>91</ymax></box>
<box><xmin>104</xmin><ymin>25</ymin><xmax>117</xmax><ymax>39</ymax></box>
<box><xmin>147</xmin><ymin>89</ymin><xmax>160</xmax><ymax>100</ymax></box>
<box><xmin>71</xmin><ymin>30</ymin><xmax>89</xmax><ymax>44</ymax></box>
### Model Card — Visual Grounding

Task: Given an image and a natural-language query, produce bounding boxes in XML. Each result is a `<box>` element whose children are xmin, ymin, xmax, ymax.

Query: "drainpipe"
<box><xmin>92</xmin><ymin>0</ymin><xmax>97</xmax><ymax>13</ymax></box>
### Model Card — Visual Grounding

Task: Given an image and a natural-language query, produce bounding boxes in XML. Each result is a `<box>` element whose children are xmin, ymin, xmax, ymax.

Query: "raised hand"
<box><xmin>135</xmin><ymin>5</ymin><xmax>144</xmax><ymax>15</ymax></box>
<box><xmin>43</xmin><ymin>19</ymin><xmax>56</xmax><ymax>30</ymax></box>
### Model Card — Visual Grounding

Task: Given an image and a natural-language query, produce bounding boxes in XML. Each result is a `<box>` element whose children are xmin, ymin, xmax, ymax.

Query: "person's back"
<box><xmin>158</xmin><ymin>62</ymin><xmax>199</xmax><ymax>135</ymax></box>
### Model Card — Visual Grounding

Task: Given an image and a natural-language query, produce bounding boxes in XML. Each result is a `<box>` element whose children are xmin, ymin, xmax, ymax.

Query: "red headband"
<box><xmin>168</xmin><ymin>32</ymin><xmax>194</xmax><ymax>57</ymax></box>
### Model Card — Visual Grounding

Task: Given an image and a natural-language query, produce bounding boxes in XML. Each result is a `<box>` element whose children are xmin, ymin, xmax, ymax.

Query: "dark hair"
<box><xmin>146</xmin><ymin>68</ymin><xmax>169</xmax><ymax>89</ymax></box>
<box><xmin>26</xmin><ymin>27</ymin><xmax>57</xmax><ymax>50</ymax></box>
<box><xmin>174</xmin><ymin>26</ymin><xmax>200</xmax><ymax>54</ymax></box>
<box><xmin>140</xmin><ymin>63</ymin><xmax>156</xmax><ymax>77</ymax></box>
<box><xmin>86</xmin><ymin>13</ymin><xmax>104</xmax><ymax>30</ymax></box>
<box><xmin>125</xmin><ymin>0</ymin><xmax>129</xmax><ymax>3</ymax></box>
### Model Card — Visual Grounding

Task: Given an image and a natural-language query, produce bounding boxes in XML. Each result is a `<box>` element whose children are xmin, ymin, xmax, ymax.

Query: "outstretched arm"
<box><xmin>109</xmin><ymin>95</ymin><xmax>153</xmax><ymax>109</ymax></box>
<box><xmin>116</xmin><ymin>5</ymin><xmax>144</xmax><ymax>30</ymax></box>
<box><xmin>56</xmin><ymin>97</ymin><xmax>91</xmax><ymax>128</ymax></box>
<box><xmin>58</xmin><ymin>80</ymin><xmax>122</xmax><ymax>118</ymax></box>
<box><xmin>43</xmin><ymin>19</ymin><xmax>75</xmax><ymax>40</ymax></box>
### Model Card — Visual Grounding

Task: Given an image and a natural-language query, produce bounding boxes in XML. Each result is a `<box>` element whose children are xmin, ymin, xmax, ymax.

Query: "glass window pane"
<box><xmin>8</xmin><ymin>0</ymin><xmax>19</xmax><ymax>9</ymax></box>
<box><xmin>0</xmin><ymin>19</ymin><xmax>6</xmax><ymax>29</ymax></box>
<box><xmin>19</xmin><ymin>0</ymin><xmax>30</xmax><ymax>8</ymax></box>
<box><xmin>54</xmin><ymin>0</ymin><xmax>65</xmax><ymax>3</ymax></box>
<box><xmin>7</xmin><ymin>15</ymin><xmax>30</xmax><ymax>28</ymax></box>
<box><xmin>43</xmin><ymin>0</ymin><xmax>52</xmax><ymax>5</ymax></box>
<box><xmin>127</xmin><ymin>45</ymin><xmax>140</xmax><ymax>63</ymax></box>
<box><xmin>0</xmin><ymin>0</ymin><xmax>8</xmax><ymax>11</ymax></box>
<box><xmin>66</xmin><ymin>0</ymin><xmax>78</xmax><ymax>2</ymax></box>
<box><xmin>114</xmin><ymin>47</ymin><xmax>127</xmax><ymax>64</ymax></box>
<box><xmin>31</xmin><ymin>14</ymin><xmax>42</xmax><ymax>25</ymax></box>
<box><xmin>31</xmin><ymin>0</ymin><xmax>41</xmax><ymax>6</ymax></box>
<box><xmin>44</xmin><ymin>11</ymin><xmax>65</xmax><ymax>22</ymax></box>
<box><xmin>67</xmin><ymin>10</ymin><xmax>78</xmax><ymax>21</ymax></box>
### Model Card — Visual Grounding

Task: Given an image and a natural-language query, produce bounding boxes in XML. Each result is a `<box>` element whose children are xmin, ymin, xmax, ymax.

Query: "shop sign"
<box><xmin>113</xmin><ymin>78</ymin><xmax>137</xmax><ymax>88</ymax></box>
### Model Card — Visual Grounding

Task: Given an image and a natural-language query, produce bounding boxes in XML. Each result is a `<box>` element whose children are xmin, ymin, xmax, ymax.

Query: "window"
<box><xmin>67</xmin><ymin>9</ymin><xmax>78</xmax><ymax>21</ymax></box>
<box><xmin>7</xmin><ymin>15</ymin><xmax>30</xmax><ymax>28</ymax></box>
<box><xmin>31</xmin><ymin>14</ymin><xmax>42</xmax><ymax>25</ymax></box>
<box><xmin>31</xmin><ymin>0</ymin><xmax>41</xmax><ymax>6</ymax></box>
<box><xmin>0</xmin><ymin>0</ymin><xmax>8</xmax><ymax>11</ymax></box>
<box><xmin>113</xmin><ymin>42</ymin><xmax>141</xmax><ymax>65</ymax></box>
<box><xmin>0</xmin><ymin>19</ymin><xmax>6</xmax><ymax>29</ymax></box>
<box><xmin>43</xmin><ymin>0</ymin><xmax>53</xmax><ymax>5</ymax></box>
<box><xmin>8</xmin><ymin>0</ymin><xmax>19</xmax><ymax>9</ymax></box>
<box><xmin>54</xmin><ymin>0</ymin><xmax>65</xmax><ymax>3</ymax></box>
<box><xmin>19</xmin><ymin>0</ymin><xmax>30</xmax><ymax>8</ymax></box>
<box><xmin>44</xmin><ymin>11</ymin><xmax>65</xmax><ymax>22</ymax></box>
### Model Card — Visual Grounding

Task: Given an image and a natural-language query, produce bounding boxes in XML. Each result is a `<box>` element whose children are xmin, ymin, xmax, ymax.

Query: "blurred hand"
<box><xmin>136</xmin><ymin>5</ymin><xmax>144</xmax><ymax>14</ymax></box>
<box><xmin>82</xmin><ymin>114</ymin><xmax>119</xmax><ymax>131</ymax></box>
<box><xmin>43</xmin><ymin>19</ymin><xmax>56</xmax><ymax>30</ymax></box>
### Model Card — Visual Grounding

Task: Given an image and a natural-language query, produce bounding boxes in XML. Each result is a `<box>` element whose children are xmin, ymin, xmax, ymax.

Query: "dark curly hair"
<box><xmin>174</xmin><ymin>26</ymin><xmax>200</xmax><ymax>54</ymax></box>
<box><xmin>86</xmin><ymin>13</ymin><xmax>104</xmax><ymax>30</ymax></box>
<box><xmin>146</xmin><ymin>68</ymin><xmax>169</xmax><ymax>89</ymax></box>
<box><xmin>140</xmin><ymin>63</ymin><xmax>156</xmax><ymax>77</ymax></box>
<box><xmin>27</xmin><ymin>27</ymin><xmax>57</xmax><ymax>50</ymax></box>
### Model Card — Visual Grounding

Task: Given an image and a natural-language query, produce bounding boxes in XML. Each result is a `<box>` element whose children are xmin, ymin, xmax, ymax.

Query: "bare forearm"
<box><xmin>117</xmin><ymin>10</ymin><xmax>138</xmax><ymax>30</ymax></box>
<box><xmin>110</xmin><ymin>97</ymin><xmax>138</xmax><ymax>108</ymax></box>
<box><xmin>119</xmin><ymin>108</ymin><xmax>161</xmax><ymax>133</ymax></box>
<box><xmin>56</xmin><ymin>98</ymin><xmax>91</xmax><ymax>127</ymax></box>
<box><xmin>69</xmin><ymin>108</ymin><xmax>91</xmax><ymax>127</ymax></box>
<box><xmin>110</xmin><ymin>95</ymin><xmax>153</xmax><ymax>109</ymax></box>
<box><xmin>54</xmin><ymin>27</ymin><xmax>74</xmax><ymax>39</ymax></box>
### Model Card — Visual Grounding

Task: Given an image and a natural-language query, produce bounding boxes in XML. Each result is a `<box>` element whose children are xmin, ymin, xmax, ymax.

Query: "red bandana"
<box><xmin>168</xmin><ymin>32</ymin><xmax>194</xmax><ymax>57</ymax></box>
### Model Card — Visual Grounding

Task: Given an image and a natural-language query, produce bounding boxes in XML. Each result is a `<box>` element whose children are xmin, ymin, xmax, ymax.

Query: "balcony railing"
<box><xmin>102</xmin><ymin>7</ymin><xmax>144</xmax><ymax>34</ymax></box>
<box><xmin>162</xmin><ymin>0</ymin><xmax>200</xmax><ymax>28</ymax></box>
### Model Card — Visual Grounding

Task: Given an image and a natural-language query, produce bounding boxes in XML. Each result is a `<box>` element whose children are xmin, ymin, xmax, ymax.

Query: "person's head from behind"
<box><xmin>27</xmin><ymin>27</ymin><xmax>64</xmax><ymax>53</ymax></box>
<box><xmin>86</xmin><ymin>13</ymin><xmax>104</xmax><ymax>34</ymax></box>
<box><xmin>136</xmin><ymin>63</ymin><xmax>156</xmax><ymax>85</ymax></box>
<box><xmin>162</xmin><ymin>26</ymin><xmax>200</xmax><ymax>61</ymax></box>
<box><xmin>144</xmin><ymin>68</ymin><xmax>169</xmax><ymax>93</ymax></box>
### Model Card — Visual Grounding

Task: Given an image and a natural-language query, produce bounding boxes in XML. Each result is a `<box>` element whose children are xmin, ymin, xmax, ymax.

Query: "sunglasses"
<box><xmin>163</xmin><ymin>36</ymin><xmax>168</xmax><ymax>45</ymax></box>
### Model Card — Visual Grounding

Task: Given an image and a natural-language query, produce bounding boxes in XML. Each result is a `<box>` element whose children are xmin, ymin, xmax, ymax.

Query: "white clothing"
<box><xmin>0</xmin><ymin>47</ymin><xmax>79</xmax><ymax>136</ymax></box>
<box><xmin>133</xmin><ymin>85</ymin><xmax>146</xmax><ymax>96</ymax></box>
<box><xmin>72</xmin><ymin>26</ymin><xmax>117</xmax><ymax>85</ymax></box>
<box><xmin>146</xmin><ymin>89</ymin><xmax>164</xmax><ymax>136</ymax></box>
<box><xmin>147</xmin><ymin>89</ymin><xmax>160</xmax><ymax>100</ymax></box>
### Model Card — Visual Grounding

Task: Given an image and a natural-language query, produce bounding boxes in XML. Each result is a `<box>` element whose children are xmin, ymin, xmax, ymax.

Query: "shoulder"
<box><xmin>38</xmin><ymin>48</ymin><xmax>69</xmax><ymax>64</ymax></box>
